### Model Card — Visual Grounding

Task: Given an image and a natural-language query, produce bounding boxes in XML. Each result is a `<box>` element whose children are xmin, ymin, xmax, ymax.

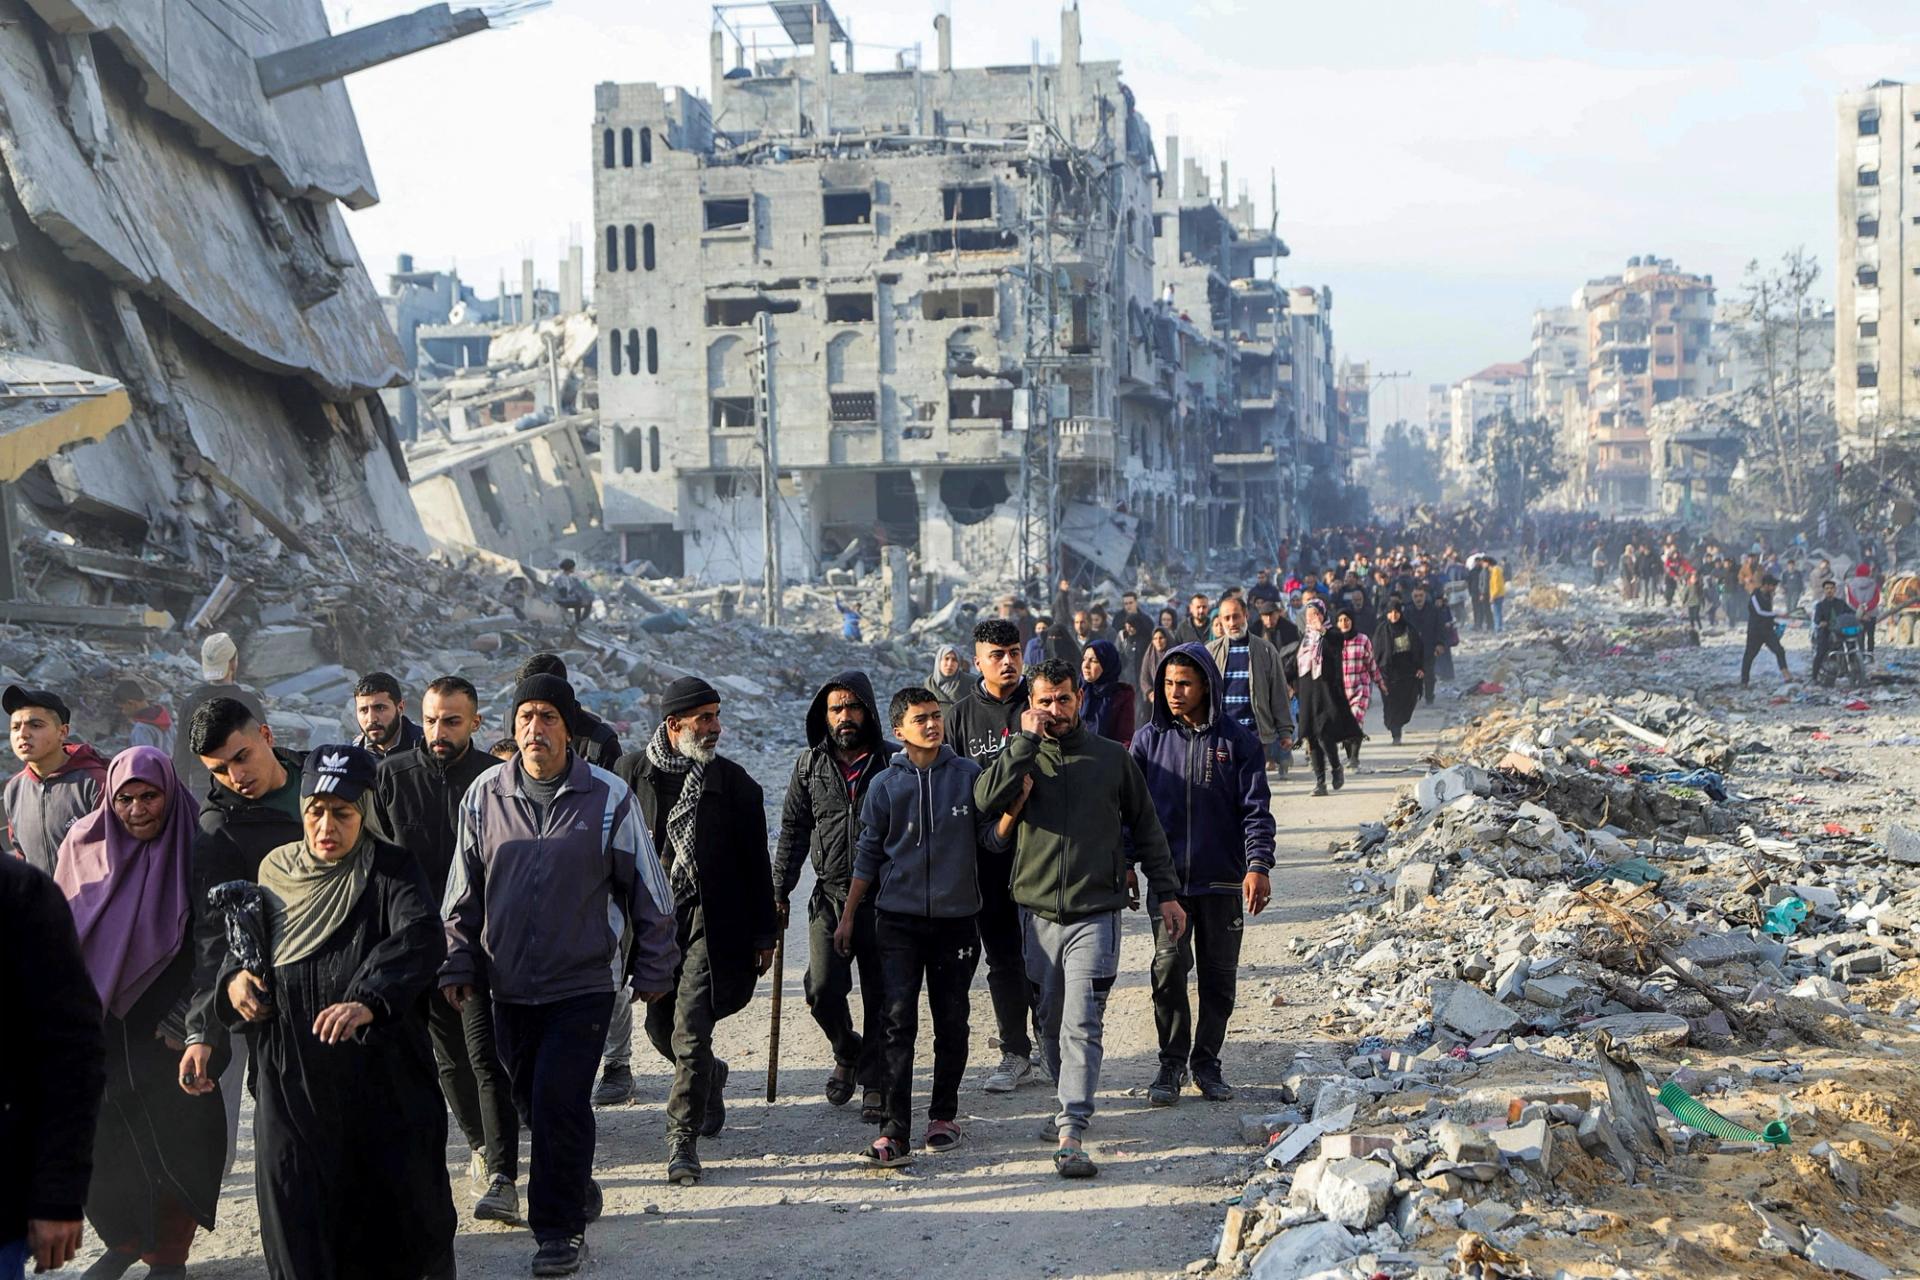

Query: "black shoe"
<box><xmin>1147</xmin><ymin>1063</ymin><xmax>1186</xmax><ymax>1107</ymax></box>
<box><xmin>1330</xmin><ymin>757</ymin><xmax>1346</xmax><ymax>791</ymax></box>
<box><xmin>1312</xmin><ymin>780</ymin><xmax>1329</xmax><ymax>797</ymax></box>
<box><xmin>667</xmin><ymin>1137</ymin><xmax>701</xmax><ymax>1186</ymax></box>
<box><xmin>1191</xmin><ymin>1066</ymin><xmax>1235</xmax><ymax>1102</ymax></box>
<box><xmin>701</xmin><ymin>1059</ymin><xmax>729</xmax><ymax>1138</ymax></box>
<box><xmin>591</xmin><ymin>1063</ymin><xmax>632</xmax><ymax>1107</ymax></box>
<box><xmin>860</xmin><ymin>1088</ymin><xmax>886</xmax><ymax>1125</ymax></box>
<box><xmin>1390</xmin><ymin>728</ymin><xmax>1402</xmax><ymax>745</ymax></box>
<box><xmin>585</xmin><ymin>1177</ymin><xmax>602</xmax><ymax>1224</ymax></box>
<box><xmin>532</xmin><ymin>1235</ymin><xmax>589</xmax><ymax>1277</ymax></box>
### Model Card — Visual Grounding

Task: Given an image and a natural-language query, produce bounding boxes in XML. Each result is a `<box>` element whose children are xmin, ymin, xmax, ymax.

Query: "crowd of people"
<box><xmin>0</xmin><ymin>527</ymin><xmax>1573</xmax><ymax>1280</ymax></box>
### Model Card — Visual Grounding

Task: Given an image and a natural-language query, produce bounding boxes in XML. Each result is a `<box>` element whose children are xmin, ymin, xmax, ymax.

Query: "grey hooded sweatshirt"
<box><xmin>852</xmin><ymin>744</ymin><xmax>1007</xmax><ymax>918</ymax></box>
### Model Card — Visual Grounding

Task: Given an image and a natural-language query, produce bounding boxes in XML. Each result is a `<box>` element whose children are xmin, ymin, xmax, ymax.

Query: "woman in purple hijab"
<box><xmin>54</xmin><ymin>746</ymin><xmax>226</xmax><ymax>1279</ymax></box>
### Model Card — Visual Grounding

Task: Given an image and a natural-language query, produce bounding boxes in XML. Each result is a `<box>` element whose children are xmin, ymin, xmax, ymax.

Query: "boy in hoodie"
<box><xmin>775</xmin><ymin>671</ymin><xmax>896</xmax><ymax>1120</ymax></box>
<box><xmin>114</xmin><ymin>679</ymin><xmax>176</xmax><ymax>756</ymax></box>
<box><xmin>833</xmin><ymin>687</ymin><xmax>1004</xmax><ymax>1166</ymax></box>
<box><xmin>1128</xmin><ymin>647</ymin><xmax>1275</xmax><ymax>1106</ymax></box>
<box><xmin>3</xmin><ymin>686</ymin><xmax>107</xmax><ymax>877</ymax></box>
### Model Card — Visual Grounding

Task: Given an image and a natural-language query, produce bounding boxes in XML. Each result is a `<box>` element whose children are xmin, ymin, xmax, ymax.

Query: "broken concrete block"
<box><xmin>1747</xmin><ymin>1200</ymin><xmax>1802</xmax><ymax>1254</ymax></box>
<box><xmin>1432</xmin><ymin>1120</ymin><xmax>1499</xmax><ymax>1165</ymax></box>
<box><xmin>1247</xmin><ymin>1219</ymin><xmax>1359</xmax><ymax>1280</ymax></box>
<box><xmin>243</xmin><ymin>625</ymin><xmax>326</xmax><ymax>681</ymax></box>
<box><xmin>1459</xmin><ymin>1198</ymin><xmax>1516</xmax><ymax>1235</ymax></box>
<box><xmin>1313</xmin><ymin>1157</ymin><xmax>1396</xmax><ymax>1230</ymax></box>
<box><xmin>1493</xmin><ymin>955</ymin><xmax>1532</xmax><ymax>1001</ymax></box>
<box><xmin>1393</xmin><ymin>862</ymin><xmax>1437</xmax><ymax>913</ymax></box>
<box><xmin>1492</xmin><ymin>1118</ymin><xmax>1552</xmax><ymax>1173</ymax></box>
<box><xmin>1576</xmin><ymin>1108</ymin><xmax>1636</xmax><ymax>1182</ymax></box>
<box><xmin>1416</xmin><ymin>764</ymin><xmax>1490</xmax><ymax>811</ymax></box>
<box><xmin>1804</xmin><ymin>1227</ymin><xmax>1893</xmax><ymax>1279</ymax></box>
<box><xmin>1883</xmin><ymin>823</ymin><xmax>1920</xmax><ymax>866</ymax></box>
<box><xmin>1828</xmin><ymin>948</ymin><xmax>1889</xmax><ymax>983</ymax></box>
<box><xmin>1582</xmin><ymin>1012</ymin><xmax>1690</xmax><ymax>1050</ymax></box>
<box><xmin>1238</xmin><ymin>1112</ymin><xmax>1305</xmax><ymax>1146</ymax></box>
<box><xmin>1430</xmin><ymin>979</ymin><xmax>1522</xmax><ymax>1038</ymax></box>
<box><xmin>1216</xmin><ymin>1205</ymin><xmax>1252</xmax><ymax>1264</ymax></box>
<box><xmin>1318</xmin><ymin>1132</ymin><xmax>1397</xmax><ymax>1161</ymax></box>
<box><xmin>1285</xmin><ymin>1155</ymin><xmax>1330</xmax><ymax>1207</ymax></box>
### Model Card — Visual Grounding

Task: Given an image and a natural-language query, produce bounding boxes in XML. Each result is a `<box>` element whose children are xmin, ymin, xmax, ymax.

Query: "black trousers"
<box><xmin>429</xmin><ymin>973</ymin><xmax>520</xmax><ymax>1180</ymax></box>
<box><xmin>876</xmin><ymin>910</ymin><xmax>980</xmax><ymax>1143</ymax></box>
<box><xmin>805</xmin><ymin>890</ymin><xmax>886</xmax><ymax>1088</ymax></box>
<box><xmin>1741</xmin><ymin>628</ymin><xmax>1788</xmax><ymax>684</ymax></box>
<box><xmin>1149</xmin><ymin>893</ymin><xmax>1244</xmax><ymax>1073</ymax></box>
<box><xmin>973</xmin><ymin>847</ymin><xmax>1035</xmax><ymax>1059</ymax></box>
<box><xmin>1421</xmin><ymin>664</ymin><xmax>1437</xmax><ymax>704</ymax></box>
<box><xmin>494</xmin><ymin>992</ymin><xmax>613</xmax><ymax>1243</ymax></box>
<box><xmin>644</xmin><ymin>904</ymin><xmax>726</xmax><ymax>1141</ymax></box>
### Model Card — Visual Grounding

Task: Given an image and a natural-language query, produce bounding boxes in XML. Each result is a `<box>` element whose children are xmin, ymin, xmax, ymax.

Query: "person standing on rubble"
<box><xmin>1740</xmin><ymin>574</ymin><xmax>1794</xmax><ymax>687</ymax></box>
<box><xmin>1207</xmin><ymin>597</ymin><xmax>1293</xmax><ymax>774</ymax></box>
<box><xmin>516</xmin><ymin>655</ymin><xmax>622</xmax><ymax>769</ymax></box>
<box><xmin>943</xmin><ymin>619</ymin><xmax>1046</xmax><ymax>1094</ymax></box>
<box><xmin>1465</xmin><ymin>556</ymin><xmax>1491</xmax><ymax>631</ymax></box>
<box><xmin>550</xmin><ymin>559</ymin><xmax>595</xmax><ymax>629</ymax></box>
<box><xmin>1484</xmin><ymin>555</ymin><xmax>1508</xmax><ymax>634</ymax></box>
<box><xmin>774</xmin><ymin>672</ymin><xmax>896</xmax><ymax>1120</ymax></box>
<box><xmin>114</xmin><ymin>680</ymin><xmax>176</xmax><ymax>758</ymax></box>
<box><xmin>616</xmin><ymin>677</ymin><xmax>776</xmax><ymax>1187</ymax></box>
<box><xmin>173</xmin><ymin>633</ymin><xmax>264</xmax><ymax>801</ymax></box>
<box><xmin>974</xmin><ymin>658</ymin><xmax>1186</xmax><ymax>1179</ymax></box>
<box><xmin>1294</xmin><ymin>600</ymin><xmax>1362</xmax><ymax>796</ymax></box>
<box><xmin>218</xmin><ymin>745</ymin><xmax>457</xmax><ymax>1280</ymax></box>
<box><xmin>1373</xmin><ymin>598</ymin><xmax>1425</xmax><ymax>746</ymax></box>
<box><xmin>441</xmin><ymin>674</ymin><xmax>678</xmax><ymax>1279</ymax></box>
<box><xmin>1844</xmin><ymin>563</ymin><xmax>1882</xmax><ymax>661</ymax></box>
<box><xmin>5</xmin><ymin>686</ymin><xmax>107</xmax><ymax>878</ymax></box>
<box><xmin>1129</xmin><ymin>646</ymin><xmax>1273</xmax><ymax>1108</ymax></box>
<box><xmin>352</xmin><ymin>672</ymin><xmax>424</xmax><ymax>759</ymax></box>
<box><xmin>1590</xmin><ymin>541</ymin><xmax>1608</xmax><ymax>589</ymax></box>
<box><xmin>370</xmin><ymin>676</ymin><xmax>520</xmax><ymax>1224</ymax></box>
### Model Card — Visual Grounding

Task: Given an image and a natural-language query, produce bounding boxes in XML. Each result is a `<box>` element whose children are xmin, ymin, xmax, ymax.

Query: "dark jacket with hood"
<box><xmin>1129</xmin><ymin>644</ymin><xmax>1275</xmax><ymax>897</ymax></box>
<box><xmin>370</xmin><ymin>741</ymin><xmax>501</xmax><ymax>899</ymax></box>
<box><xmin>775</xmin><ymin>671</ymin><xmax>898</xmax><ymax>906</ymax></box>
<box><xmin>5</xmin><ymin>741</ymin><xmax>108</xmax><ymax>876</ymax></box>
<box><xmin>853</xmin><ymin>745</ymin><xmax>1005</xmax><ymax>919</ymax></box>
<box><xmin>355</xmin><ymin>715</ymin><xmax>425</xmax><ymax>759</ymax></box>
<box><xmin>192</xmin><ymin>746</ymin><xmax>307</xmax><ymax>887</ymax></box>
<box><xmin>943</xmin><ymin>672</ymin><xmax>1029</xmax><ymax>767</ymax></box>
<box><xmin>617</xmin><ymin>744</ymin><xmax>775</xmax><ymax>1012</ymax></box>
<box><xmin>571</xmin><ymin>707</ymin><xmax>623</xmax><ymax>770</ymax></box>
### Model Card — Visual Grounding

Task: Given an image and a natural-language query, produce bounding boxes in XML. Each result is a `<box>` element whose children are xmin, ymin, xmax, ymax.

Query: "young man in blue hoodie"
<box><xmin>1128</xmin><ymin>644</ymin><xmax>1276</xmax><ymax>1106</ymax></box>
<box><xmin>833</xmin><ymin>687</ymin><xmax>1005</xmax><ymax>1167</ymax></box>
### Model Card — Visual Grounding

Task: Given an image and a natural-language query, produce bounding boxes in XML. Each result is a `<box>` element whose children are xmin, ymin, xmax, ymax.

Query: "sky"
<box><xmin>325</xmin><ymin>0</ymin><xmax>1918</xmax><ymax>426</ymax></box>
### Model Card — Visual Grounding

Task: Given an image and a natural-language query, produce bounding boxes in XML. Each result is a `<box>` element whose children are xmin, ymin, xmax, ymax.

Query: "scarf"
<box><xmin>55</xmin><ymin>745</ymin><xmax>200</xmax><ymax>1019</ymax></box>
<box><xmin>645</xmin><ymin>720</ymin><xmax>703</xmax><ymax>907</ymax></box>
<box><xmin>258</xmin><ymin>793</ymin><xmax>374</xmax><ymax>968</ymax></box>
<box><xmin>1079</xmin><ymin>638</ymin><xmax>1124</xmax><ymax>738</ymax></box>
<box><xmin>1298</xmin><ymin>602</ymin><xmax>1330</xmax><ymax>681</ymax></box>
<box><xmin>928</xmin><ymin>644</ymin><xmax>969</xmax><ymax>704</ymax></box>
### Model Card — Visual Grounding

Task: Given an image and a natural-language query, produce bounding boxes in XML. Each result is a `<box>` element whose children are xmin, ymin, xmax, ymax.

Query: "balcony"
<box><xmin>1056</xmin><ymin>416</ymin><xmax>1117</xmax><ymax>465</ymax></box>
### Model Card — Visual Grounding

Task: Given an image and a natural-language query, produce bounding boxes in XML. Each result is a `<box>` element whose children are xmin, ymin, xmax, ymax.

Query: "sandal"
<box><xmin>1053</xmin><ymin>1145</ymin><xmax>1098</xmax><ymax>1179</ymax></box>
<box><xmin>824</xmin><ymin>1065</ymin><xmax>855</xmax><ymax>1107</ymax></box>
<box><xmin>861</xmin><ymin>1136</ymin><xmax>914</xmax><ymax>1169</ymax></box>
<box><xmin>860</xmin><ymin>1089</ymin><xmax>886</xmax><ymax>1125</ymax></box>
<box><xmin>924</xmin><ymin>1120</ymin><xmax>961</xmax><ymax>1152</ymax></box>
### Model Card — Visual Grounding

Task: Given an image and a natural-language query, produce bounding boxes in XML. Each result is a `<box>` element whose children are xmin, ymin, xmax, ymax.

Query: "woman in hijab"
<box><xmin>219</xmin><ymin>746</ymin><xmax>455</xmax><ymax>1280</ymax></box>
<box><xmin>1137</xmin><ymin>625</ymin><xmax>1175</xmax><ymax>719</ymax></box>
<box><xmin>1078</xmin><ymin>638</ymin><xmax>1136</xmax><ymax>745</ymax></box>
<box><xmin>1293</xmin><ymin>599</ymin><xmax>1363</xmax><ymax>797</ymax></box>
<box><xmin>1372</xmin><ymin>596</ymin><xmax>1425</xmax><ymax>747</ymax></box>
<box><xmin>928</xmin><ymin>644</ymin><xmax>970</xmax><ymax>706</ymax></box>
<box><xmin>1336</xmin><ymin>607</ymin><xmax>1386</xmax><ymax>769</ymax></box>
<box><xmin>54</xmin><ymin>746</ymin><xmax>225</xmax><ymax>1280</ymax></box>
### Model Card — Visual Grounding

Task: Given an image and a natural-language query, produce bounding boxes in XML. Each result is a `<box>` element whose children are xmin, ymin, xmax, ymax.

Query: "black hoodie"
<box><xmin>774</xmin><ymin>671</ymin><xmax>899</xmax><ymax>904</ymax></box>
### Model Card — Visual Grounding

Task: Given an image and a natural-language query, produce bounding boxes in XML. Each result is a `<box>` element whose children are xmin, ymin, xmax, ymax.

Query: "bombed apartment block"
<box><xmin>593</xmin><ymin>3</ymin><xmax>1246</xmax><ymax>583</ymax></box>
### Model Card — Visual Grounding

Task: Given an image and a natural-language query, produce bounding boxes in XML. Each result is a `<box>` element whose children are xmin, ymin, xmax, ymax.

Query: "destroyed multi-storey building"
<box><xmin>1836</xmin><ymin>80</ymin><xmax>1920</xmax><ymax>454</ymax></box>
<box><xmin>592</xmin><ymin>3</ymin><xmax>1325</xmax><ymax>583</ymax></box>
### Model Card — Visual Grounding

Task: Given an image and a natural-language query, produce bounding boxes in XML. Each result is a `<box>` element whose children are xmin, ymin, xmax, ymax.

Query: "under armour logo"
<box><xmin>950</xmin><ymin>805</ymin><xmax>969</xmax><ymax>818</ymax></box>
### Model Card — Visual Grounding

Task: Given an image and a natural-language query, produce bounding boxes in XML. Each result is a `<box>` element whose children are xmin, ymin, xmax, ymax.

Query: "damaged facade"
<box><xmin>0</xmin><ymin>0</ymin><xmax>449</xmax><ymax>564</ymax></box>
<box><xmin>594</xmin><ymin>3</ymin><xmax>1332</xmax><ymax>583</ymax></box>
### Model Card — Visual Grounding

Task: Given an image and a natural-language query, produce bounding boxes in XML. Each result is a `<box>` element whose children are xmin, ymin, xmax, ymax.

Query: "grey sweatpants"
<box><xmin>1022</xmin><ymin>909</ymin><xmax>1121</xmax><ymax>1139</ymax></box>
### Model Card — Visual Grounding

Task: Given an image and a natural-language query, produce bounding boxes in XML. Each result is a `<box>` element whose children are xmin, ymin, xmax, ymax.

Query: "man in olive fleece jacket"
<box><xmin>973</xmin><ymin>658</ymin><xmax>1187</xmax><ymax>1179</ymax></box>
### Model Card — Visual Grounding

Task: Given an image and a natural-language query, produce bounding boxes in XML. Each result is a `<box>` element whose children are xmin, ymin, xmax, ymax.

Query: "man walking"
<box><xmin>774</xmin><ymin>672</ymin><xmax>895</xmax><ymax>1120</ymax></box>
<box><xmin>517</xmin><ymin>655</ymin><xmax>623</xmax><ymax>769</ymax></box>
<box><xmin>1206</xmin><ymin>597</ymin><xmax>1293</xmax><ymax>775</ymax></box>
<box><xmin>943</xmin><ymin>619</ymin><xmax>1042</xmax><ymax>1092</ymax></box>
<box><xmin>1404</xmin><ymin>584</ymin><xmax>1453</xmax><ymax>704</ymax></box>
<box><xmin>1740</xmin><ymin>574</ymin><xmax>1793</xmax><ymax>687</ymax></box>
<box><xmin>617</xmin><ymin>677</ymin><xmax>776</xmax><ymax>1186</ymax></box>
<box><xmin>370</xmin><ymin>676</ymin><xmax>519</xmax><ymax>1222</ymax></box>
<box><xmin>441</xmin><ymin>673</ymin><xmax>678</xmax><ymax>1277</ymax></box>
<box><xmin>1131</xmin><ymin>645</ymin><xmax>1274</xmax><ymax>1105</ymax></box>
<box><xmin>1174</xmin><ymin>593</ymin><xmax>1212</xmax><ymax>646</ymax></box>
<box><xmin>975</xmin><ymin>659</ymin><xmax>1187</xmax><ymax>1179</ymax></box>
<box><xmin>4</xmin><ymin>686</ymin><xmax>106</xmax><ymax>877</ymax></box>
<box><xmin>353</xmin><ymin>671</ymin><xmax>425</xmax><ymax>758</ymax></box>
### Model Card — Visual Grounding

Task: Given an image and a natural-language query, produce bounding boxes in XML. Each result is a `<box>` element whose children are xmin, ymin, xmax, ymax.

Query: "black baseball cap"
<box><xmin>3</xmin><ymin>685</ymin><xmax>71</xmax><ymax>725</ymax></box>
<box><xmin>301</xmin><ymin>744</ymin><xmax>380</xmax><ymax>803</ymax></box>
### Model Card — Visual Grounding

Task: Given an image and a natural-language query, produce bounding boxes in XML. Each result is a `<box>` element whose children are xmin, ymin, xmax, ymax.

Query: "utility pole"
<box><xmin>754</xmin><ymin>309</ymin><xmax>782</xmax><ymax>626</ymax></box>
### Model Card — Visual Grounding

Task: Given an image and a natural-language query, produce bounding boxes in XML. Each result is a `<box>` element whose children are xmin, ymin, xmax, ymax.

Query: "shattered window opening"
<box><xmin>921</xmin><ymin>287</ymin><xmax>996</xmax><ymax>320</ymax></box>
<box><xmin>1858</xmin><ymin>365</ymin><xmax>1879</xmax><ymax>388</ymax></box>
<box><xmin>704</xmin><ymin>197</ymin><xmax>750</xmax><ymax>232</ymax></box>
<box><xmin>940</xmin><ymin>185</ymin><xmax>993</xmax><ymax>221</ymax></box>
<box><xmin>825</xmin><ymin>293</ymin><xmax>875</xmax><ymax>323</ymax></box>
<box><xmin>710</xmin><ymin>395</ymin><xmax>756</xmax><ymax>428</ymax></box>
<box><xmin>824</xmin><ymin>190</ymin><xmax>872</xmax><ymax>227</ymax></box>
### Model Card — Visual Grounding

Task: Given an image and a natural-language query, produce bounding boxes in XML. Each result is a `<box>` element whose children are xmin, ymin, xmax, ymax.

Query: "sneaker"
<box><xmin>701</xmin><ymin>1059</ymin><xmax>729</xmax><ymax>1138</ymax></box>
<box><xmin>982</xmin><ymin>1051</ymin><xmax>1033</xmax><ymax>1093</ymax></box>
<box><xmin>475</xmin><ymin>1174</ymin><xmax>519</xmax><ymax>1222</ymax></box>
<box><xmin>585</xmin><ymin>1177</ymin><xmax>603</xmax><ymax>1223</ymax></box>
<box><xmin>591</xmin><ymin>1063</ymin><xmax>633</xmax><ymax>1107</ymax></box>
<box><xmin>1147</xmin><ymin>1063</ymin><xmax>1186</xmax><ymax>1107</ymax></box>
<box><xmin>468</xmin><ymin>1150</ymin><xmax>490</xmax><ymax>1196</ymax></box>
<box><xmin>1191</xmin><ymin>1066</ymin><xmax>1235</xmax><ymax>1102</ymax></box>
<box><xmin>667</xmin><ymin>1137</ymin><xmax>702</xmax><ymax>1186</ymax></box>
<box><xmin>530</xmin><ymin>1235</ymin><xmax>588</xmax><ymax>1277</ymax></box>
<box><xmin>1032</xmin><ymin>1054</ymin><xmax>1056</xmax><ymax>1087</ymax></box>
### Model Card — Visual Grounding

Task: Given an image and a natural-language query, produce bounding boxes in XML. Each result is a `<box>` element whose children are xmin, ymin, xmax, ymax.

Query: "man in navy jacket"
<box><xmin>1127</xmin><ymin>643</ymin><xmax>1275</xmax><ymax>1106</ymax></box>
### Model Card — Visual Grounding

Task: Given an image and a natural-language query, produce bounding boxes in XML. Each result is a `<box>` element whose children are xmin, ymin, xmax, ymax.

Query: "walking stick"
<box><xmin>765</xmin><ymin>933</ymin><xmax>785</xmax><ymax>1103</ymax></box>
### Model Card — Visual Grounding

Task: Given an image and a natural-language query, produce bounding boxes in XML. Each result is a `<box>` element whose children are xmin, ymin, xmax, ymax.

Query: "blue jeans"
<box><xmin>1491</xmin><ymin>598</ymin><xmax>1506</xmax><ymax>632</ymax></box>
<box><xmin>0</xmin><ymin>1236</ymin><xmax>26</xmax><ymax>1280</ymax></box>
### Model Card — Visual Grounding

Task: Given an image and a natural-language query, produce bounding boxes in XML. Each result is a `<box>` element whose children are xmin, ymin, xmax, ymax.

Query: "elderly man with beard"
<box><xmin>615</xmin><ymin>677</ymin><xmax>774</xmax><ymax>1187</ymax></box>
<box><xmin>370</xmin><ymin>676</ymin><xmax>520</xmax><ymax>1222</ymax></box>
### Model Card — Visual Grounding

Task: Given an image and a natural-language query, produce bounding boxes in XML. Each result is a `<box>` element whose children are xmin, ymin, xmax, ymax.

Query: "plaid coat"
<box><xmin>1340</xmin><ymin>632</ymin><xmax>1386</xmax><ymax>722</ymax></box>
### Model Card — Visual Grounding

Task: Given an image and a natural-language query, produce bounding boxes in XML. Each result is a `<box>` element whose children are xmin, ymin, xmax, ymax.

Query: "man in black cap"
<box><xmin>516</xmin><ymin>654</ymin><xmax>622</xmax><ymax>769</ymax></box>
<box><xmin>616</xmin><ymin>676</ymin><xmax>775</xmax><ymax>1186</ymax></box>
<box><xmin>442</xmin><ymin>673</ymin><xmax>678</xmax><ymax>1278</ymax></box>
<box><xmin>370</xmin><ymin>675</ymin><xmax>520</xmax><ymax>1222</ymax></box>
<box><xmin>352</xmin><ymin>671</ymin><xmax>424</xmax><ymax>758</ymax></box>
<box><xmin>4</xmin><ymin>686</ymin><xmax>107</xmax><ymax>877</ymax></box>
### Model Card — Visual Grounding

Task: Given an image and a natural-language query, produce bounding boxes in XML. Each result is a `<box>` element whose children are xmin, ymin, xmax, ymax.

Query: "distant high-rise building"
<box><xmin>1836</xmin><ymin>81</ymin><xmax>1917</xmax><ymax>451</ymax></box>
<box><xmin>1446</xmin><ymin>362</ymin><xmax>1530</xmax><ymax>479</ymax></box>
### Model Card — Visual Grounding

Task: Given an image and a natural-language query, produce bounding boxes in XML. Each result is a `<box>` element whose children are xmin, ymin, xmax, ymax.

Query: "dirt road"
<box><xmin>171</xmin><ymin>701</ymin><xmax>1459</xmax><ymax>1280</ymax></box>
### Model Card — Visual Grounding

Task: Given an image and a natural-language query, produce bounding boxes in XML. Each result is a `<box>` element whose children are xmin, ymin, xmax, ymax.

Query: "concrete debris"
<box><xmin>1311</xmin><ymin>1157</ymin><xmax>1395</xmax><ymax>1230</ymax></box>
<box><xmin>1246</xmin><ymin>1220</ymin><xmax>1359</xmax><ymax>1280</ymax></box>
<box><xmin>1804</xmin><ymin>1228</ymin><xmax>1895</xmax><ymax>1280</ymax></box>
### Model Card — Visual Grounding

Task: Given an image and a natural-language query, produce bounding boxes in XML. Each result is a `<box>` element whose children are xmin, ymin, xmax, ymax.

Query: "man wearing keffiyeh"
<box><xmin>615</xmin><ymin>676</ymin><xmax>777</xmax><ymax>1189</ymax></box>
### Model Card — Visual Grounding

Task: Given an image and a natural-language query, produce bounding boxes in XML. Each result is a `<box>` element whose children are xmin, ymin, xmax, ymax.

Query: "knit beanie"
<box><xmin>509</xmin><ymin>674</ymin><xmax>579</xmax><ymax>729</ymax></box>
<box><xmin>660</xmin><ymin>675</ymin><xmax>721</xmax><ymax>719</ymax></box>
